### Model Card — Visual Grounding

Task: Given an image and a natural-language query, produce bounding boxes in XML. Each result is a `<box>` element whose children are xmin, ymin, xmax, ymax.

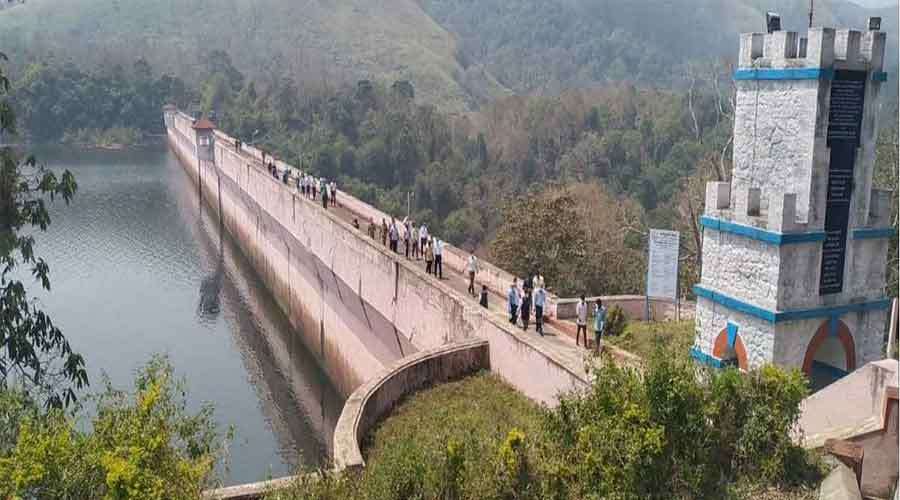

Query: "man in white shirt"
<box><xmin>433</xmin><ymin>238</ymin><xmax>443</xmax><ymax>279</ymax></box>
<box><xmin>575</xmin><ymin>294</ymin><xmax>588</xmax><ymax>348</ymax></box>
<box><xmin>466</xmin><ymin>254</ymin><xmax>480</xmax><ymax>296</ymax></box>
<box><xmin>419</xmin><ymin>224</ymin><xmax>429</xmax><ymax>251</ymax></box>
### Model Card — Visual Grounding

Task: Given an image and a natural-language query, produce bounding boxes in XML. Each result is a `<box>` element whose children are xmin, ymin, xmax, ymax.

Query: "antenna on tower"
<box><xmin>809</xmin><ymin>0</ymin><xmax>814</xmax><ymax>28</ymax></box>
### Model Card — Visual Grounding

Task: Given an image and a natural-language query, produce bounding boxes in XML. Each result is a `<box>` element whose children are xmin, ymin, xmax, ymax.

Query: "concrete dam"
<box><xmin>164</xmin><ymin>109</ymin><xmax>589</xmax><ymax>405</ymax></box>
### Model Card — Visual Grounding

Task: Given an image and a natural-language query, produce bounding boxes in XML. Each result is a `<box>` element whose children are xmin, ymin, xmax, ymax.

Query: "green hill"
<box><xmin>421</xmin><ymin>0</ymin><xmax>898</xmax><ymax>94</ymax></box>
<box><xmin>0</xmin><ymin>0</ymin><xmax>894</xmax><ymax>110</ymax></box>
<box><xmin>0</xmin><ymin>0</ymin><xmax>509</xmax><ymax>111</ymax></box>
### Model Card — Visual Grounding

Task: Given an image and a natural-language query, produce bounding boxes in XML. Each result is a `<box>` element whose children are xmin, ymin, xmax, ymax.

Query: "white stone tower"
<box><xmin>692</xmin><ymin>24</ymin><xmax>893</xmax><ymax>389</ymax></box>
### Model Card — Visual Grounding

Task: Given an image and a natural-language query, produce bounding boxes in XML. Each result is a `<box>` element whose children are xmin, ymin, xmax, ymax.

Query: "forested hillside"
<box><xmin>0</xmin><ymin>0</ymin><xmax>895</xmax><ymax>111</ymax></box>
<box><xmin>421</xmin><ymin>0</ymin><xmax>898</xmax><ymax>94</ymax></box>
<box><xmin>0</xmin><ymin>0</ymin><xmax>507</xmax><ymax>112</ymax></box>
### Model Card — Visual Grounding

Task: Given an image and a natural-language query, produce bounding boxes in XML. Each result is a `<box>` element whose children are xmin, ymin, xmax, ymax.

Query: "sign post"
<box><xmin>646</xmin><ymin>229</ymin><xmax>680</xmax><ymax>322</ymax></box>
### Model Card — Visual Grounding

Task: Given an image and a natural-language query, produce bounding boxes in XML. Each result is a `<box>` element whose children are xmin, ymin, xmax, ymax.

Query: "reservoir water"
<box><xmin>28</xmin><ymin>144</ymin><xmax>343</xmax><ymax>486</ymax></box>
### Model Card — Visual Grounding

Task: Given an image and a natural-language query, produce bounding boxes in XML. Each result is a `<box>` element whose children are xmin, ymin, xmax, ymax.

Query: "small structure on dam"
<box><xmin>692</xmin><ymin>21</ymin><xmax>892</xmax><ymax>389</ymax></box>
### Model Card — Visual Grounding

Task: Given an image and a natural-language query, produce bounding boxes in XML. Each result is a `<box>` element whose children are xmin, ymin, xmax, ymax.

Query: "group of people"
<box><xmin>574</xmin><ymin>294</ymin><xmax>607</xmax><ymax>354</ymax></box>
<box><xmin>297</xmin><ymin>174</ymin><xmax>338</xmax><ymax>209</ymax></box>
<box><xmin>507</xmin><ymin>274</ymin><xmax>548</xmax><ymax>336</ymax></box>
<box><xmin>365</xmin><ymin>218</ymin><xmax>448</xmax><ymax>279</ymax></box>
<box><xmin>258</xmin><ymin>150</ymin><xmax>338</xmax><ymax>211</ymax></box>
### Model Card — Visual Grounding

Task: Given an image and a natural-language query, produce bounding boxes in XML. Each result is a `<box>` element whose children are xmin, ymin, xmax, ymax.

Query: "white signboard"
<box><xmin>646</xmin><ymin>229</ymin><xmax>680</xmax><ymax>300</ymax></box>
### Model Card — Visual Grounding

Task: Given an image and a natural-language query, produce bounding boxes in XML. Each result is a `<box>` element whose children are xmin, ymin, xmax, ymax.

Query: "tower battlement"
<box><xmin>694</xmin><ymin>22</ymin><xmax>892</xmax><ymax>386</ymax></box>
<box><xmin>739</xmin><ymin>28</ymin><xmax>885</xmax><ymax>71</ymax></box>
<box><xmin>704</xmin><ymin>182</ymin><xmax>814</xmax><ymax>234</ymax></box>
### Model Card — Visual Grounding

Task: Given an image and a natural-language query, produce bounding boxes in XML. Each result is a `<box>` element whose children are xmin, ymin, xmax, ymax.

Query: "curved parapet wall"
<box><xmin>333</xmin><ymin>339</ymin><xmax>491</xmax><ymax>471</ymax></box>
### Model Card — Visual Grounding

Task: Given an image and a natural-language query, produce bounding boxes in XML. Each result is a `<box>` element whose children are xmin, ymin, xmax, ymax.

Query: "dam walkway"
<box><xmin>234</xmin><ymin>141</ymin><xmax>593</xmax><ymax>371</ymax></box>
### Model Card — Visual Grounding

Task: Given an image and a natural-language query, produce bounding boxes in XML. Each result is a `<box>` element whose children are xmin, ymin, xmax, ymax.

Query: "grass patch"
<box><xmin>607</xmin><ymin>319</ymin><xmax>695</xmax><ymax>359</ymax></box>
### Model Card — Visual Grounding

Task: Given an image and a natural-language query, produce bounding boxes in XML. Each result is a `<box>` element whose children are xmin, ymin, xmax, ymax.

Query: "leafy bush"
<box><xmin>604</xmin><ymin>305</ymin><xmax>627</xmax><ymax>336</ymax></box>
<box><xmin>0</xmin><ymin>356</ymin><xmax>228</xmax><ymax>500</ymax></box>
<box><xmin>273</xmin><ymin>359</ymin><xmax>817</xmax><ymax>500</ymax></box>
<box><xmin>542</xmin><ymin>348</ymin><xmax>813</xmax><ymax>499</ymax></box>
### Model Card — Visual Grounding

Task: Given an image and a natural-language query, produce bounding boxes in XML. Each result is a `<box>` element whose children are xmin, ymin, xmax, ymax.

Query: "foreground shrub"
<box><xmin>0</xmin><ymin>356</ymin><xmax>227</xmax><ymax>500</ymax></box>
<box><xmin>273</xmin><ymin>356</ymin><xmax>817</xmax><ymax>500</ymax></box>
<box><xmin>540</xmin><ymin>348</ymin><xmax>812</xmax><ymax>499</ymax></box>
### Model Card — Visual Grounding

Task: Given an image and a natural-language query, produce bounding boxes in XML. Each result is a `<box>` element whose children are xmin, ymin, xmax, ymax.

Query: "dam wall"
<box><xmin>167</xmin><ymin>111</ymin><xmax>588</xmax><ymax>404</ymax></box>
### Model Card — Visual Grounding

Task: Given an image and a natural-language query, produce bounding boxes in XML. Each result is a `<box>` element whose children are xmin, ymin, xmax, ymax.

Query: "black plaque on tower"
<box><xmin>820</xmin><ymin>70</ymin><xmax>866</xmax><ymax>295</ymax></box>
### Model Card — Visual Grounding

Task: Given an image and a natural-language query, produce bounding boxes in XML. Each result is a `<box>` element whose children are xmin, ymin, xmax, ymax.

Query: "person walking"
<box><xmin>466</xmin><ymin>254</ymin><xmax>480</xmax><ymax>296</ymax></box>
<box><xmin>352</xmin><ymin>218</ymin><xmax>360</xmax><ymax>230</ymax></box>
<box><xmin>424</xmin><ymin>240</ymin><xmax>434</xmax><ymax>274</ymax></box>
<box><xmin>479</xmin><ymin>285</ymin><xmax>489</xmax><ymax>309</ymax></box>
<box><xmin>576</xmin><ymin>294</ymin><xmax>588</xmax><ymax>348</ymax></box>
<box><xmin>433</xmin><ymin>237</ymin><xmax>443</xmax><ymax>279</ymax></box>
<box><xmin>330</xmin><ymin>180</ymin><xmax>337</xmax><ymax>206</ymax></box>
<box><xmin>534</xmin><ymin>285</ymin><xmax>546</xmax><ymax>336</ymax></box>
<box><xmin>523</xmin><ymin>273</ymin><xmax>534</xmax><ymax>294</ymax></box>
<box><xmin>311</xmin><ymin>176</ymin><xmax>317</xmax><ymax>200</ymax></box>
<box><xmin>367</xmin><ymin>218</ymin><xmax>376</xmax><ymax>239</ymax></box>
<box><xmin>508</xmin><ymin>281</ymin><xmax>520</xmax><ymax>325</ymax></box>
<box><xmin>404</xmin><ymin>219</ymin><xmax>411</xmax><ymax>259</ymax></box>
<box><xmin>593</xmin><ymin>299</ymin><xmax>607</xmax><ymax>355</ymax></box>
<box><xmin>411</xmin><ymin>224</ymin><xmax>420</xmax><ymax>259</ymax></box>
<box><xmin>388</xmin><ymin>218</ymin><xmax>399</xmax><ymax>253</ymax></box>
<box><xmin>322</xmin><ymin>179</ymin><xmax>330</xmax><ymax>209</ymax></box>
<box><xmin>521</xmin><ymin>290</ymin><xmax>532</xmax><ymax>331</ymax></box>
<box><xmin>381</xmin><ymin>219</ymin><xmax>388</xmax><ymax>246</ymax></box>
<box><xmin>419</xmin><ymin>223</ymin><xmax>429</xmax><ymax>252</ymax></box>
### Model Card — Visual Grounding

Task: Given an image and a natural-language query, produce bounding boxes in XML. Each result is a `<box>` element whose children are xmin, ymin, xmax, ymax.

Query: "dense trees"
<box><xmin>9</xmin><ymin>59</ymin><xmax>192</xmax><ymax>142</ymax></box>
<box><xmin>0</xmin><ymin>53</ymin><xmax>86</xmax><ymax>408</ymax></box>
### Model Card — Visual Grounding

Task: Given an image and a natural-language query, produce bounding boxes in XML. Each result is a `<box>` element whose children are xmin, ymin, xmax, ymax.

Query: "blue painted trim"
<box><xmin>734</xmin><ymin>68</ymin><xmax>833</xmax><ymax>81</ymax></box>
<box><xmin>726</xmin><ymin>322</ymin><xmax>739</xmax><ymax>349</ymax></box>
<box><xmin>828</xmin><ymin>316</ymin><xmax>839</xmax><ymax>338</ymax></box>
<box><xmin>776</xmin><ymin>298</ymin><xmax>893</xmax><ymax>322</ymax></box>
<box><xmin>694</xmin><ymin>285</ymin><xmax>893</xmax><ymax>324</ymax></box>
<box><xmin>873</xmin><ymin>72</ymin><xmax>888</xmax><ymax>83</ymax></box>
<box><xmin>700</xmin><ymin>216</ymin><xmax>826</xmax><ymax>245</ymax></box>
<box><xmin>690</xmin><ymin>347</ymin><xmax>724</xmax><ymax>368</ymax></box>
<box><xmin>694</xmin><ymin>286</ymin><xmax>777</xmax><ymax>322</ymax></box>
<box><xmin>852</xmin><ymin>228</ymin><xmax>896</xmax><ymax>240</ymax></box>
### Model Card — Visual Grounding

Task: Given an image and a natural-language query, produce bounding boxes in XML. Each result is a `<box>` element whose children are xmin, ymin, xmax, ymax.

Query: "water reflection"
<box><xmin>178</xmin><ymin>154</ymin><xmax>344</xmax><ymax>473</ymax></box>
<box><xmin>30</xmin><ymin>145</ymin><xmax>342</xmax><ymax>485</ymax></box>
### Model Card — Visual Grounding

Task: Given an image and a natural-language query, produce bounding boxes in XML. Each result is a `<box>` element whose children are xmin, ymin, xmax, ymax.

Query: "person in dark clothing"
<box><xmin>523</xmin><ymin>274</ymin><xmax>534</xmax><ymax>294</ymax></box>
<box><xmin>282</xmin><ymin>169</ymin><xmax>290</xmax><ymax>184</ymax></box>
<box><xmin>521</xmin><ymin>291</ymin><xmax>532</xmax><ymax>331</ymax></box>
<box><xmin>479</xmin><ymin>285</ymin><xmax>489</xmax><ymax>309</ymax></box>
<box><xmin>352</xmin><ymin>218</ymin><xmax>360</xmax><ymax>230</ymax></box>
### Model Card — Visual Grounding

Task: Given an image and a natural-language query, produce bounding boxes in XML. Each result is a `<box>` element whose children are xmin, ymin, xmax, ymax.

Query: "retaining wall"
<box><xmin>333</xmin><ymin>339</ymin><xmax>490</xmax><ymax>470</ymax></box>
<box><xmin>167</xmin><ymin>113</ymin><xmax>589</xmax><ymax>404</ymax></box>
<box><xmin>555</xmin><ymin>295</ymin><xmax>695</xmax><ymax>322</ymax></box>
